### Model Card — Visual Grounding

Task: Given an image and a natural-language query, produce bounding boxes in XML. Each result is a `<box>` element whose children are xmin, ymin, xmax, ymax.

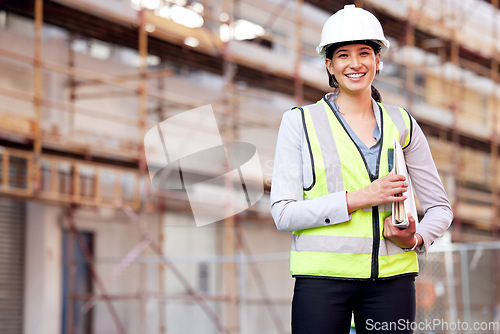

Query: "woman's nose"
<box><xmin>350</xmin><ymin>56</ymin><xmax>361</xmax><ymax>68</ymax></box>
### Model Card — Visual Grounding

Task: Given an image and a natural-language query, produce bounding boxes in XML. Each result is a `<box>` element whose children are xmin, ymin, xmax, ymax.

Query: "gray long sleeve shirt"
<box><xmin>270</xmin><ymin>92</ymin><xmax>454</xmax><ymax>253</ymax></box>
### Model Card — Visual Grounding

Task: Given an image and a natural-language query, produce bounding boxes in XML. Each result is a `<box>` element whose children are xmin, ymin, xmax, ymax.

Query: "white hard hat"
<box><xmin>316</xmin><ymin>4</ymin><xmax>390</xmax><ymax>59</ymax></box>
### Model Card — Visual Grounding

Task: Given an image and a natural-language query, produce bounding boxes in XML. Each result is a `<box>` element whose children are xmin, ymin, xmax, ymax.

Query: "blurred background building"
<box><xmin>0</xmin><ymin>0</ymin><xmax>499</xmax><ymax>333</ymax></box>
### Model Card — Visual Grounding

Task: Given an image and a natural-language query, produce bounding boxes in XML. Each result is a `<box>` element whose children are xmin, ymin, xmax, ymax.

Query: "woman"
<box><xmin>270</xmin><ymin>5</ymin><xmax>453</xmax><ymax>334</ymax></box>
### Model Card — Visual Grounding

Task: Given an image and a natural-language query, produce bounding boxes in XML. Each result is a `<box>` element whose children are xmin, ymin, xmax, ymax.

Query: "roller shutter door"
<box><xmin>0</xmin><ymin>199</ymin><xmax>26</xmax><ymax>334</ymax></box>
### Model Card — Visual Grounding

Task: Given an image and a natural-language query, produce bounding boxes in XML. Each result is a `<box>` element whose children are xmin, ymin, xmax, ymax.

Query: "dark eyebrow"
<box><xmin>335</xmin><ymin>46</ymin><xmax>372</xmax><ymax>55</ymax></box>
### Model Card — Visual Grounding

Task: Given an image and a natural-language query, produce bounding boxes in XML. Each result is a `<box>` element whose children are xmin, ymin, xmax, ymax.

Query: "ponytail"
<box><xmin>371</xmin><ymin>85</ymin><xmax>382</xmax><ymax>102</ymax></box>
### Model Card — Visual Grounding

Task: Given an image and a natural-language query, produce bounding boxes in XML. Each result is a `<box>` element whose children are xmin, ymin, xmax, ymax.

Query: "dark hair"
<box><xmin>324</xmin><ymin>40</ymin><xmax>382</xmax><ymax>103</ymax></box>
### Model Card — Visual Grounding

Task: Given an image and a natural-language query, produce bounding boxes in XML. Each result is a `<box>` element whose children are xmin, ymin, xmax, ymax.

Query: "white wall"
<box><xmin>24</xmin><ymin>202</ymin><xmax>63</xmax><ymax>334</ymax></box>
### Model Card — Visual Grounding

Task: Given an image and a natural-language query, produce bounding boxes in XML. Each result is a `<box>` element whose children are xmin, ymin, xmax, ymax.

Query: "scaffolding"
<box><xmin>1</xmin><ymin>0</ymin><xmax>500</xmax><ymax>333</ymax></box>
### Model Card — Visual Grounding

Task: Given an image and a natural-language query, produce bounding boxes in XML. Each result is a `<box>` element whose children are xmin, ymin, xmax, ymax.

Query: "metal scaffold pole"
<box><xmin>446</xmin><ymin>0</ymin><xmax>461</xmax><ymax>238</ymax></box>
<box><xmin>220</xmin><ymin>0</ymin><xmax>239</xmax><ymax>331</ymax></box>
<box><xmin>490</xmin><ymin>0</ymin><xmax>499</xmax><ymax>237</ymax></box>
<box><xmin>490</xmin><ymin>0</ymin><xmax>500</xmax><ymax>316</ymax></box>
<box><xmin>67</xmin><ymin>212</ymin><xmax>76</xmax><ymax>334</ymax></box>
<box><xmin>404</xmin><ymin>0</ymin><xmax>427</xmax><ymax>112</ymax></box>
<box><xmin>405</xmin><ymin>19</ymin><xmax>415</xmax><ymax>112</ymax></box>
<box><xmin>450</xmin><ymin>38</ymin><xmax>462</xmax><ymax>239</ymax></box>
<box><xmin>294</xmin><ymin>0</ymin><xmax>303</xmax><ymax>105</ymax></box>
<box><xmin>68</xmin><ymin>34</ymin><xmax>77</xmax><ymax>134</ymax></box>
<box><xmin>158</xmin><ymin>212</ymin><xmax>167</xmax><ymax>334</ymax></box>
<box><xmin>138</xmin><ymin>12</ymin><xmax>149</xmax><ymax>331</ymax></box>
<box><xmin>33</xmin><ymin>0</ymin><xmax>43</xmax><ymax>193</ymax></box>
<box><xmin>139</xmin><ymin>10</ymin><xmax>149</xmax><ymax>175</ymax></box>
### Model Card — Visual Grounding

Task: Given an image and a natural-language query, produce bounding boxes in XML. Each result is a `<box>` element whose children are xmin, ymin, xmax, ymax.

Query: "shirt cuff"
<box><xmin>415</xmin><ymin>230</ymin><xmax>430</xmax><ymax>255</ymax></box>
<box><xmin>321</xmin><ymin>191</ymin><xmax>351</xmax><ymax>225</ymax></box>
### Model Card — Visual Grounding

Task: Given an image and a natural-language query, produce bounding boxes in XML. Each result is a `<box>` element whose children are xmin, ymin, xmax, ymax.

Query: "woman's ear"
<box><xmin>325</xmin><ymin>58</ymin><xmax>334</xmax><ymax>75</ymax></box>
<box><xmin>375</xmin><ymin>53</ymin><xmax>381</xmax><ymax>71</ymax></box>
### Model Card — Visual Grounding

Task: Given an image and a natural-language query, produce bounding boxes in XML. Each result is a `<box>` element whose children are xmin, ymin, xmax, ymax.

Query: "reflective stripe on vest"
<box><xmin>291</xmin><ymin>96</ymin><xmax>418</xmax><ymax>280</ymax></box>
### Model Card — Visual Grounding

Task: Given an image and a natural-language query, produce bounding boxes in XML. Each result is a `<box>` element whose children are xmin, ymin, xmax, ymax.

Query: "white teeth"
<box><xmin>346</xmin><ymin>73</ymin><xmax>364</xmax><ymax>78</ymax></box>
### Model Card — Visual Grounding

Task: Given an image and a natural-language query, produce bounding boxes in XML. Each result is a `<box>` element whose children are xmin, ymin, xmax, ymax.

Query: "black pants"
<box><xmin>292</xmin><ymin>276</ymin><xmax>416</xmax><ymax>334</ymax></box>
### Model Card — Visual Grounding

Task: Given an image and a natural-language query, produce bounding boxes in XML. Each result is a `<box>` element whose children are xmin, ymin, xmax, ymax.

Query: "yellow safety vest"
<box><xmin>291</xmin><ymin>96</ymin><xmax>418</xmax><ymax>280</ymax></box>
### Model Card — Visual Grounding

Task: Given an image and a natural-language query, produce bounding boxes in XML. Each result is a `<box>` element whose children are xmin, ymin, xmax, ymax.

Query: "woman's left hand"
<box><xmin>383</xmin><ymin>213</ymin><xmax>421</xmax><ymax>249</ymax></box>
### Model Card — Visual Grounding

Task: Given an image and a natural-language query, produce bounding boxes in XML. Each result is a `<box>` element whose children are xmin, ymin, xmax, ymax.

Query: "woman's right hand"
<box><xmin>346</xmin><ymin>173</ymin><xmax>408</xmax><ymax>213</ymax></box>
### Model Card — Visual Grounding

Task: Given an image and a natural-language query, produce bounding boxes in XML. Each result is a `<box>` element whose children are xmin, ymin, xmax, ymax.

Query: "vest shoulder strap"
<box><xmin>293</xmin><ymin>102</ymin><xmax>325</xmax><ymax>115</ymax></box>
<box><xmin>293</xmin><ymin>102</ymin><xmax>325</xmax><ymax>194</ymax></box>
<box><xmin>378</xmin><ymin>103</ymin><xmax>413</xmax><ymax>149</ymax></box>
<box><xmin>292</xmin><ymin>103</ymin><xmax>321</xmax><ymax>192</ymax></box>
<box><xmin>294</xmin><ymin>102</ymin><xmax>329</xmax><ymax>138</ymax></box>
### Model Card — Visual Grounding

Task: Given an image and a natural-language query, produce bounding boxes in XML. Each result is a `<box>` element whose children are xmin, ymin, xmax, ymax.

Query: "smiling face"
<box><xmin>325</xmin><ymin>43</ymin><xmax>380</xmax><ymax>96</ymax></box>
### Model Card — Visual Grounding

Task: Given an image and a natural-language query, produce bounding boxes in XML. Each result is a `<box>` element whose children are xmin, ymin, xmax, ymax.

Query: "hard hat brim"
<box><xmin>317</xmin><ymin>39</ymin><xmax>390</xmax><ymax>59</ymax></box>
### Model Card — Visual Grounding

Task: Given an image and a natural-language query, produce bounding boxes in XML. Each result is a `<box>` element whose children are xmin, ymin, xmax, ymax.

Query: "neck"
<box><xmin>336</xmin><ymin>88</ymin><xmax>373</xmax><ymax>116</ymax></box>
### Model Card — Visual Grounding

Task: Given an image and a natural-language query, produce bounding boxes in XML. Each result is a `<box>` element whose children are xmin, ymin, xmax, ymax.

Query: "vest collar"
<box><xmin>323</xmin><ymin>92</ymin><xmax>382</xmax><ymax>134</ymax></box>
